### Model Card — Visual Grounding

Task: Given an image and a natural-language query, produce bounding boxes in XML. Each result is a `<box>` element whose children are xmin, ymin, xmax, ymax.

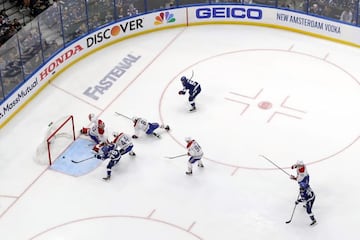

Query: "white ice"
<box><xmin>0</xmin><ymin>25</ymin><xmax>360</xmax><ymax>240</ymax></box>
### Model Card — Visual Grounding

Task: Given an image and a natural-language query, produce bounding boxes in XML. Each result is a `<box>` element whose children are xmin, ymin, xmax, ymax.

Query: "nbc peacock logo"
<box><xmin>154</xmin><ymin>12</ymin><xmax>176</xmax><ymax>25</ymax></box>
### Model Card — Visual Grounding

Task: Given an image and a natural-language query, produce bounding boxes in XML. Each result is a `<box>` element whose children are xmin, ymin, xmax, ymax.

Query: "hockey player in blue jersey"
<box><xmin>102</xmin><ymin>148</ymin><xmax>122</xmax><ymax>181</ymax></box>
<box><xmin>178</xmin><ymin>75</ymin><xmax>201</xmax><ymax>112</ymax></box>
<box><xmin>291</xmin><ymin>160</ymin><xmax>317</xmax><ymax>225</ymax></box>
<box><xmin>295</xmin><ymin>185</ymin><xmax>317</xmax><ymax>226</ymax></box>
<box><xmin>94</xmin><ymin>143</ymin><xmax>116</xmax><ymax>159</ymax></box>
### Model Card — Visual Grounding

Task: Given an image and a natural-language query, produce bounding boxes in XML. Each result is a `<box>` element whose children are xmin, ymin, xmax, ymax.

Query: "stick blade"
<box><xmin>71</xmin><ymin>156</ymin><xmax>94</xmax><ymax>163</ymax></box>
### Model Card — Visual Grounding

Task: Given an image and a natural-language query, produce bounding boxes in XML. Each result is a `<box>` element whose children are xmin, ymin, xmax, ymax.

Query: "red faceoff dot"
<box><xmin>258</xmin><ymin>101</ymin><xmax>272</xmax><ymax>110</ymax></box>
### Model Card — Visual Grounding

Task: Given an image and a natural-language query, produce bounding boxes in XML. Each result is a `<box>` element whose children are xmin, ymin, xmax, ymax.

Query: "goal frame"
<box><xmin>46</xmin><ymin>115</ymin><xmax>75</xmax><ymax>165</ymax></box>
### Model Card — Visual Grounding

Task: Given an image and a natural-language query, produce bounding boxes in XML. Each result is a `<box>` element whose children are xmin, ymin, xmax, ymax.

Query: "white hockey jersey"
<box><xmin>133</xmin><ymin>117</ymin><xmax>149</xmax><ymax>135</ymax></box>
<box><xmin>186</xmin><ymin>140</ymin><xmax>203</xmax><ymax>157</ymax></box>
<box><xmin>89</xmin><ymin>117</ymin><xmax>107</xmax><ymax>143</ymax></box>
<box><xmin>113</xmin><ymin>132</ymin><xmax>133</xmax><ymax>149</ymax></box>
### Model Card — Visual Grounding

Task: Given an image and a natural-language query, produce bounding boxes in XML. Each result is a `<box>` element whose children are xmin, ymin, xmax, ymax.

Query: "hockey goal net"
<box><xmin>34</xmin><ymin>115</ymin><xmax>76</xmax><ymax>165</ymax></box>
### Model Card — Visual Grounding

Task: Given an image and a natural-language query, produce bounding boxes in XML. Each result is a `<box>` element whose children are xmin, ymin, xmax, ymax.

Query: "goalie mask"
<box><xmin>181</xmin><ymin>76</ymin><xmax>187</xmax><ymax>82</ymax></box>
<box><xmin>88</xmin><ymin>113</ymin><xmax>95</xmax><ymax>121</ymax></box>
<box><xmin>98</xmin><ymin>119</ymin><xmax>105</xmax><ymax>129</ymax></box>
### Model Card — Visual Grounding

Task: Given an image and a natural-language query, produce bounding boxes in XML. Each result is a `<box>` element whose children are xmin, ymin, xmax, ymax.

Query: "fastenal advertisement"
<box><xmin>1</xmin><ymin>5</ymin><xmax>358</xmax><ymax>127</ymax></box>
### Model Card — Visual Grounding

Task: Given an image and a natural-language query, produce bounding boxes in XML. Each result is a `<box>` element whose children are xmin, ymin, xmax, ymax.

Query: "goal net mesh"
<box><xmin>34</xmin><ymin>115</ymin><xmax>75</xmax><ymax>165</ymax></box>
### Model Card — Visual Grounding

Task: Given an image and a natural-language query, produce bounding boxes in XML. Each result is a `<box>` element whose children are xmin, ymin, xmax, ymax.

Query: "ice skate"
<box><xmin>102</xmin><ymin>175</ymin><xmax>111</xmax><ymax>181</ymax></box>
<box><xmin>189</xmin><ymin>106</ymin><xmax>196</xmax><ymax>112</ymax></box>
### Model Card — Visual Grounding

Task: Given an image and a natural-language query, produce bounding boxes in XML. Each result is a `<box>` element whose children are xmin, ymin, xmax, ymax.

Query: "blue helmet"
<box><xmin>181</xmin><ymin>76</ymin><xmax>187</xmax><ymax>82</ymax></box>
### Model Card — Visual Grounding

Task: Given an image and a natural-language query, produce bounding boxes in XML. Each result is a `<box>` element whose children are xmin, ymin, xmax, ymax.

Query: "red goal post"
<box><xmin>34</xmin><ymin>115</ymin><xmax>76</xmax><ymax>165</ymax></box>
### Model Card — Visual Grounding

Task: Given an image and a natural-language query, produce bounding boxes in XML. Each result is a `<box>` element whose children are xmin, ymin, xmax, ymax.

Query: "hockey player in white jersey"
<box><xmin>131</xmin><ymin>116</ymin><xmax>170</xmax><ymax>139</ymax></box>
<box><xmin>185</xmin><ymin>137</ymin><xmax>204</xmax><ymax>175</ymax></box>
<box><xmin>80</xmin><ymin>113</ymin><xmax>107</xmax><ymax>145</ymax></box>
<box><xmin>112</xmin><ymin>132</ymin><xmax>136</xmax><ymax>156</ymax></box>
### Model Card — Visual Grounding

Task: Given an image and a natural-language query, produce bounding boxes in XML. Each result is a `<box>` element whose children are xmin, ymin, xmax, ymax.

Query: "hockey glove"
<box><xmin>132</xmin><ymin>135</ymin><xmax>138</xmax><ymax>139</ymax></box>
<box><xmin>178</xmin><ymin>90</ymin><xmax>185</xmax><ymax>95</ymax></box>
<box><xmin>80</xmin><ymin>127</ymin><xmax>89</xmax><ymax>134</ymax></box>
<box><xmin>290</xmin><ymin>175</ymin><xmax>296</xmax><ymax>180</ymax></box>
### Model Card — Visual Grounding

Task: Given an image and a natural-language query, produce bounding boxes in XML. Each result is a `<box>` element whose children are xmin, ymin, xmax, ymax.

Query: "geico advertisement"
<box><xmin>193</xmin><ymin>6</ymin><xmax>263</xmax><ymax>21</ymax></box>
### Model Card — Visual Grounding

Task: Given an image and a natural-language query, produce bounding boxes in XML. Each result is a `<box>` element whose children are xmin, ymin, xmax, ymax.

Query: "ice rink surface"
<box><xmin>0</xmin><ymin>25</ymin><xmax>360</xmax><ymax>240</ymax></box>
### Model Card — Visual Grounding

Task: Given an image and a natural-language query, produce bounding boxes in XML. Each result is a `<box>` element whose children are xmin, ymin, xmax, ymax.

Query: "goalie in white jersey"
<box><xmin>185</xmin><ymin>137</ymin><xmax>204</xmax><ymax>175</ymax></box>
<box><xmin>131</xmin><ymin>116</ymin><xmax>170</xmax><ymax>139</ymax></box>
<box><xmin>80</xmin><ymin>113</ymin><xmax>107</xmax><ymax>145</ymax></box>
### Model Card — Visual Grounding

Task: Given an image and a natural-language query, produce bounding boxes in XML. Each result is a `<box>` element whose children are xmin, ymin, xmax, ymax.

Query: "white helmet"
<box><xmin>185</xmin><ymin>137</ymin><xmax>192</xmax><ymax>142</ymax></box>
<box><xmin>296</xmin><ymin>160</ymin><xmax>304</xmax><ymax>166</ymax></box>
<box><xmin>132</xmin><ymin>116</ymin><xmax>138</xmax><ymax>122</ymax></box>
<box><xmin>88</xmin><ymin>113</ymin><xmax>95</xmax><ymax>121</ymax></box>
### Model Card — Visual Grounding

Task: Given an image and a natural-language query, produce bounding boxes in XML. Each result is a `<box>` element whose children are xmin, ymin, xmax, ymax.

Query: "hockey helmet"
<box><xmin>185</xmin><ymin>137</ymin><xmax>192</xmax><ymax>142</ymax></box>
<box><xmin>181</xmin><ymin>76</ymin><xmax>187</xmax><ymax>82</ymax></box>
<box><xmin>296</xmin><ymin>160</ymin><xmax>304</xmax><ymax>166</ymax></box>
<box><xmin>98</xmin><ymin>119</ymin><xmax>105</xmax><ymax>129</ymax></box>
<box><xmin>108</xmin><ymin>143</ymin><xmax>116</xmax><ymax>150</ymax></box>
<box><xmin>132</xmin><ymin>116</ymin><xmax>138</xmax><ymax>122</ymax></box>
<box><xmin>88</xmin><ymin>113</ymin><xmax>95</xmax><ymax>121</ymax></box>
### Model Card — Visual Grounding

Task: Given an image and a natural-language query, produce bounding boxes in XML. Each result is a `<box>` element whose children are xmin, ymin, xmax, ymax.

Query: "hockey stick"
<box><xmin>153</xmin><ymin>132</ymin><xmax>161</xmax><ymax>139</ymax></box>
<box><xmin>259</xmin><ymin>155</ymin><xmax>291</xmax><ymax>177</ymax></box>
<box><xmin>71</xmin><ymin>156</ymin><xmax>95</xmax><ymax>163</ymax></box>
<box><xmin>164</xmin><ymin>153</ymin><xmax>187</xmax><ymax>159</ymax></box>
<box><xmin>285</xmin><ymin>204</ymin><xmax>297</xmax><ymax>224</ymax></box>
<box><xmin>189</xmin><ymin>70</ymin><xmax>194</xmax><ymax>80</ymax></box>
<box><xmin>286</xmin><ymin>194</ymin><xmax>300</xmax><ymax>224</ymax></box>
<box><xmin>115</xmin><ymin>112</ymin><xmax>132</xmax><ymax>121</ymax></box>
